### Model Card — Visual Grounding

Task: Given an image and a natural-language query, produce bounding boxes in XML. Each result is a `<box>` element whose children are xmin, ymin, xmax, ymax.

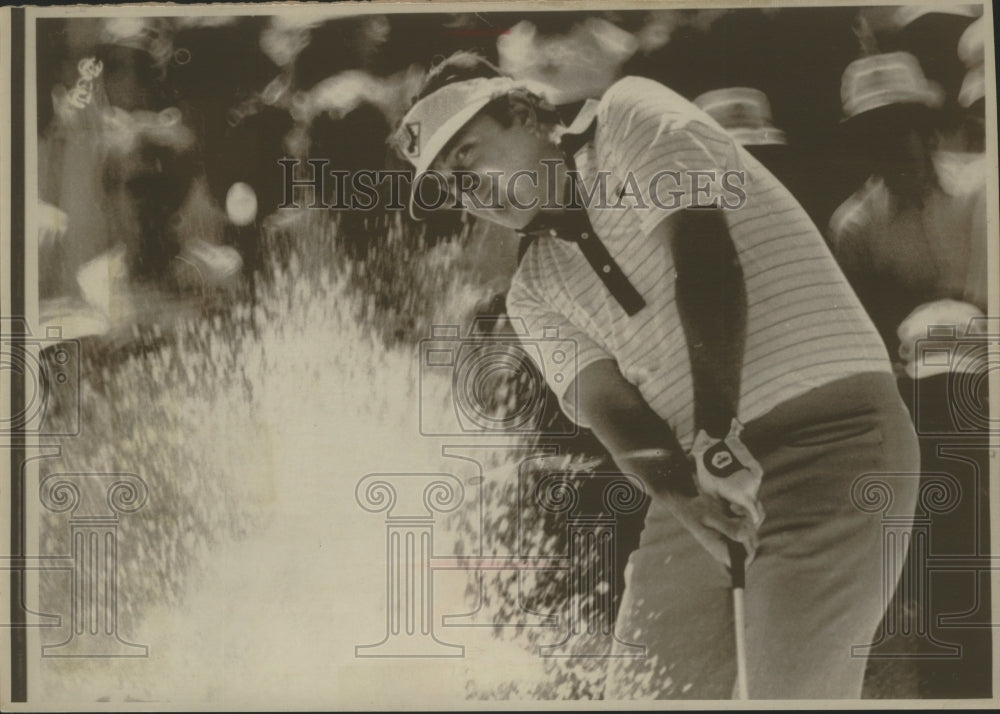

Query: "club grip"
<box><xmin>728</xmin><ymin>540</ymin><xmax>746</xmax><ymax>589</ymax></box>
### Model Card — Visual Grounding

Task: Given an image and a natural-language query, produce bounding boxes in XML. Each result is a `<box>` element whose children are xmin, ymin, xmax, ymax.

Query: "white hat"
<box><xmin>101</xmin><ymin>17</ymin><xmax>172</xmax><ymax>56</ymax></box>
<box><xmin>497</xmin><ymin>18</ymin><xmax>638</xmax><ymax>105</ymax></box>
<box><xmin>100</xmin><ymin>17</ymin><xmax>176</xmax><ymax>72</ymax></box>
<box><xmin>959</xmin><ymin>63</ymin><xmax>985</xmax><ymax>108</ymax></box>
<box><xmin>957</xmin><ymin>17</ymin><xmax>986</xmax><ymax>108</ymax></box>
<box><xmin>693</xmin><ymin>87</ymin><xmax>787</xmax><ymax>146</ymax></box>
<box><xmin>958</xmin><ymin>16</ymin><xmax>985</xmax><ymax>66</ymax></box>
<box><xmin>393</xmin><ymin>76</ymin><xmax>542</xmax><ymax>219</ymax></box>
<box><xmin>890</xmin><ymin>4</ymin><xmax>981</xmax><ymax>30</ymax></box>
<box><xmin>841</xmin><ymin>52</ymin><xmax>944</xmax><ymax>119</ymax></box>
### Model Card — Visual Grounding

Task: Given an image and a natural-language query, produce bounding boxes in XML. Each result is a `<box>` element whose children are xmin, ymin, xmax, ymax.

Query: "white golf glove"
<box><xmin>690</xmin><ymin>419</ymin><xmax>765</xmax><ymax>527</ymax></box>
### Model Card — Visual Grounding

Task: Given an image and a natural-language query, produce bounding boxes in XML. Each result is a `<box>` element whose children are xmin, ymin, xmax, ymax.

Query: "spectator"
<box><xmin>881</xmin><ymin>5</ymin><xmax>980</xmax><ymax>106</ymax></box>
<box><xmin>880</xmin><ymin>5</ymin><xmax>981</xmax><ymax>154</ymax></box>
<box><xmin>38</xmin><ymin>26</ymin><xmax>246</xmax><ymax>340</ymax></box>
<box><xmin>38</xmin><ymin>54</ymin><xmax>116</xmax><ymax>337</ymax></box>
<box><xmin>956</xmin><ymin>16</ymin><xmax>986</xmax><ymax>152</ymax></box>
<box><xmin>693</xmin><ymin>87</ymin><xmax>826</xmax><ymax>225</ymax></box>
<box><xmin>829</xmin><ymin>50</ymin><xmax>991</xmax><ymax>699</ymax></box>
<box><xmin>830</xmin><ymin>51</ymin><xmax>985</xmax><ymax>356</ymax></box>
<box><xmin>166</xmin><ymin>17</ymin><xmax>290</xmax><ymax>277</ymax></box>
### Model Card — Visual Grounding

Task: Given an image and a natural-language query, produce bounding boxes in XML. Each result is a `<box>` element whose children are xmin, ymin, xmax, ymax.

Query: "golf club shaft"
<box><xmin>733</xmin><ymin>586</ymin><xmax>749</xmax><ymax>699</ymax></box>
<box><xmin>728</xmin><ymin>540</ymin><xmax>749</xmax><ymax>699</ymax></box>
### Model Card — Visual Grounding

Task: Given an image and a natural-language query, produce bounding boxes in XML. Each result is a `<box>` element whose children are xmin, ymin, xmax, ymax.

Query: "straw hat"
<box><xmin>840</xmin><ymin>51</ymin><xmax>944</xmax><ymax>119</ymax></box>
<box><xmin>957</xmin><ymin>17</ymin><xmax>985</xmax><ymax>108</ymax></box>
<box><xmin>958</xmin><ymin>16</ymin><xmax>986</xmax><ymax>66</ymax></box>
<box><xmin>889</xmin><ymin>4</ymin><xmax>981</xmax><ymax>31</ymax></box>
<box><xmin>959</xmin><ymin>64</ymin><xmax>985</xmax><ymax>108</ymax></box>
<box><xmin>693</xmin><ymin>87</ymin><xmax>787</xmax><ymax>146</ymax></box>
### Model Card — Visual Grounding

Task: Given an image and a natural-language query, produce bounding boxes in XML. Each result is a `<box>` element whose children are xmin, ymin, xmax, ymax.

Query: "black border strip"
<box><xmin>10</xmin><ymin>5</ymin><xmax>27</xmax><ymax>704</ymax></box>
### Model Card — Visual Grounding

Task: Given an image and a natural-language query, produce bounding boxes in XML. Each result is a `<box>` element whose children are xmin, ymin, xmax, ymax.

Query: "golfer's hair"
<box><xmin>411</xmin><ymin>51</ymin><xmax>560</xmax><ymax>130</ymax></box>
<box><xmin>415</xmin><ymin>51</ymin><xmax>503</xmax><ymax>101</ymax></box>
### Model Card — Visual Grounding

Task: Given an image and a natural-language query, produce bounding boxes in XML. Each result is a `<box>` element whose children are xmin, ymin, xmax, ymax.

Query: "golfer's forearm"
<box><xmin>669</xmin><ymin>207</ymin><xmax>747</xmax><ymax>438</ymax></box>
<box><xmin>575</xmin><ymin>361</ymin><xmax>695</xmax><ymax>496</ymax></box>
<box><xmin>615</xmin><ymin>449</ymin><xmax>697</xmax><ymax>499</ymax></box>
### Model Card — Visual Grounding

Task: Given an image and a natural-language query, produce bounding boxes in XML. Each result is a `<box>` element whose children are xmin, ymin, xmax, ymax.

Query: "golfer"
<box><xmin>394</xmin><ymin>53</ymin><xmax>919</xmax><ymax>699</ymax></box>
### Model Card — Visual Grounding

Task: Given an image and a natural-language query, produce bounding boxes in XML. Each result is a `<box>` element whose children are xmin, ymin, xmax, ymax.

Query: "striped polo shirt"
<box><xmin>506</xmin><ymin>76</ymin><xmax>890</xmax><ymax>450</ymax></box>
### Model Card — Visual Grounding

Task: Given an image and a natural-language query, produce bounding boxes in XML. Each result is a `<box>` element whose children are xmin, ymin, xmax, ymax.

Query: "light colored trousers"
<box><xmin>605</xmin><ymin>372</ymin><xmax>920</xmax><ymax>700</ymax></box>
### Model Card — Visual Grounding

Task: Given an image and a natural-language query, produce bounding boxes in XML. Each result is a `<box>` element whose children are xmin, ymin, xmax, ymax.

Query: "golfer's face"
<box><xmin>433</xmin><ymin>112</ymin><xmax>553</xmax><ymax>230</ymax></box>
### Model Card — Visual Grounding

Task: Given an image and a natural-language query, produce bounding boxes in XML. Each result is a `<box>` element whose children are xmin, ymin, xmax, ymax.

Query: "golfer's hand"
<box><xmin>690</xmin><ymin>420</ymin><xmax>765</xmax><ymax>527</ymax></box>
<box><xmin>663</xmin><ymin>491</ymin><xmax>758</xmax><ymax>569</ymax></box>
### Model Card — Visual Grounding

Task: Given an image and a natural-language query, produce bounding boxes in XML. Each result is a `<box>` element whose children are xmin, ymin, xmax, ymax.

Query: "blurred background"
<box><xmin>35</xmin><ymin>6</ymin><xmax>987</xmax><ymax>341</ymax></box>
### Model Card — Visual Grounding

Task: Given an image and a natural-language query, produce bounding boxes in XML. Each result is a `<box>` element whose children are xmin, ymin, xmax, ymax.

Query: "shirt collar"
<box><xmin>518</xmin><ymin>99</ymin><xmax>601</xmax><ymax>240</ymax></box>
<box><xmin>555</xmin><ymin>98</ymin><xmax>600</xmax><ymax>153</ymax></box>
<box><xmin>559</xmin><ymin>97</ymin><xmax>601</xmax><ymax>137</ymax></box>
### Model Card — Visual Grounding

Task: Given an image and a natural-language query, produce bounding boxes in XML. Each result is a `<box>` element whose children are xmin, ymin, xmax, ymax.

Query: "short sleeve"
<box><xmin>506</xmin><ymin>260</ymin><xmax>614</xmax><ymax>427</ymax></box>
<box><xmin>601</xmin><ymin>78</ymin><xmax>743</xmax><ymax>236</ymax></box>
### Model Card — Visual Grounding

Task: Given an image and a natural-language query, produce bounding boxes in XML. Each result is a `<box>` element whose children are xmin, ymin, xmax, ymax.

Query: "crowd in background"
<box><xmin>34</xmin><ymin>5</ymin><xmax>991</xmax><ymax>699</ymax></box>
<box><xmin>35</xmin><ymin>6</ymin><xmax>987</xmax><ymax>338</ymax></box>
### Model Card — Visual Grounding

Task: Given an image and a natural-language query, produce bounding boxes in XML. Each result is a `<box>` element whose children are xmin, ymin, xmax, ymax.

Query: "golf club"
<box><xmin>728</xmin><ymin>539</ymin><xmax>749</xmax><ymax>700</ymax></box>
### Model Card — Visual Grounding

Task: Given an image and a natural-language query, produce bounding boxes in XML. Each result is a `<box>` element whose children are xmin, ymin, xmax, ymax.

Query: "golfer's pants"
<box><xmin>605</xmin><ymin>371</ymin><xmax>920</xmax><ymax>699</ymax></box>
